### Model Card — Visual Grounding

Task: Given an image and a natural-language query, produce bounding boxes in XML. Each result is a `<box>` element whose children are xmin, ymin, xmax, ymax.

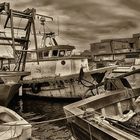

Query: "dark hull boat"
<box><xmin>0</xmin><ymin>71</ymin><xmax>30</xmax><ymax>106</ymax></box>
<box><xmin>64</xmin><ymin>73</ymin><xmax>140</xmax><ymax>140</ymax></box>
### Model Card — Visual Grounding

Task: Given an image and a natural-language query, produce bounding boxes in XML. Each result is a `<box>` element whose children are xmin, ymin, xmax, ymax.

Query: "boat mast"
<box><xmin>0</xmin><ymin>2</ymin><xmax>53</xmax><ymax>71</ymax></box>
<box><xmin>0</xmin><ymin>2</ymin><xmax>36</xmax><ymax>71</ymax></box>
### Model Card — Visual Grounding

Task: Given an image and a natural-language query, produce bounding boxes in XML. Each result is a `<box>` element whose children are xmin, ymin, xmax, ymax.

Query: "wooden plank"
<box><xmin>0</xmin><ymin>43</ymin><xmax>21</xmax><ymax>46</ymax></box>
<box><xmin>5</xmin><ymin>26</ymin><xmax>26</xmax><ymax>30</ymax></box>
<box><xmin>21</xmin><ymin>21</ymin><xmax>31</xmax><ymax>71</ymax></box>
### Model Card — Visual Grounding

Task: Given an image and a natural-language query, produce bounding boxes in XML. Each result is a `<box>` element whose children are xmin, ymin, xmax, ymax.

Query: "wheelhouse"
<box><xmin>28</xmin><ymin>45</ymin><xmax>75</xmax><ymax>61</ymax></box>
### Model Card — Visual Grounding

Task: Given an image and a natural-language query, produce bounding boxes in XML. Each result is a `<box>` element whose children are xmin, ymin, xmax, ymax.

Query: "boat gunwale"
<box><xmin>64</xmin><ymin>88</ymin><xmax>140</xmax><ymax>116</ymax></box>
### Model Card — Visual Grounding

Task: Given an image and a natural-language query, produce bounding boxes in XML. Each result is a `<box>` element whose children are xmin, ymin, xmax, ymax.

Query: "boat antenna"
<box><xmin>57</xmin><ymin>16</ymin><xmax>60</xmax><ymax>36</ymax></box>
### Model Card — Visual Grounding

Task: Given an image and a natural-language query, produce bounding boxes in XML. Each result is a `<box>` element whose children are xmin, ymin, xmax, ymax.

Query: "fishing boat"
<box><xmin>0</xmin><ymin>105</ymin><xmax>32</xmax><ymax>140</ymax></box>
<box><xmin>64</xmin><ymin>69</ymin><xmax>140</xmax><ymax>140</ymax></box>
<box><xmin>21</xmin><ymin>29</ymin><xmax>116</xmax><ymax>99</ymax></box>
<box><xmin>22</xmin><ymin>32</ymin><xmax>116</xmax><ymax>99</ymax></box>
<box><xmin>0</xmin><ymin>3</ymin><xmax>35</xmax><ymax>105</ymax></box>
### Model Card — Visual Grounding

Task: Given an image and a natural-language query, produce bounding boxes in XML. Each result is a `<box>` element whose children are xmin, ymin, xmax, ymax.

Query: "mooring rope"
<box><xmin>0</xmin><ymin>113</ymin><xmax>84</xmax><ymax>126</ymax></box>
<box><xmin>0</xmin><ymin>110</ymin><xmax>99</xmax><ymax>126</ymax></box>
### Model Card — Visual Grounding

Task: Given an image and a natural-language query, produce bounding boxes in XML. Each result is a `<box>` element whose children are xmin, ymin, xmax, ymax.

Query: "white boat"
<box><xmin>0</xmin><ymin>106</ymin><xmax>32</xmax><ymax>140</ymax></box>
<box><xmin>23</xmin><ymin>32</ymin><xmax>116</xmax><ymax>99</ymax></box>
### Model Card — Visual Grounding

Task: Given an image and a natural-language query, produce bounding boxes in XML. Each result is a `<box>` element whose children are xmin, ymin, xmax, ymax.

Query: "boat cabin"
<box><xmin>24</xmin><ymin>32</ymin><xmax>90</xmax><ymax>79</ymax></box>
<box><xmin>29</xmin><ymin>45</ymin><xmax>75</xmax><ymax>61</ymax></box>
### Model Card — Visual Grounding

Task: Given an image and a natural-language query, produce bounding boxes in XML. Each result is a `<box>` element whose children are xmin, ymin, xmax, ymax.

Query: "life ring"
<box><xmin>31</xmin><ymin>83</ymin><xmax>41</xmax><ymax>94</ymax></box>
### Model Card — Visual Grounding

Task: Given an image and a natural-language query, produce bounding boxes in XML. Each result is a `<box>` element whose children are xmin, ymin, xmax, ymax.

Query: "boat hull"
<box><xmin>22</xmin><ymin>66</ymin><xmax>116</xmax><ymax>99</ymax></box>
<box><xmin>23</xmin><ymin>77</ymin><xmax>93</xmax><ymax>99</ymax></box>
<box><xmin>0</xmin><ymin>84</ymin><xmax>20</xmax><ymax>106</ymax></box>
<box><xmin>0</xmin><ymin>71</ymin><xmax>30</xmax><ymax>106</ymax></box>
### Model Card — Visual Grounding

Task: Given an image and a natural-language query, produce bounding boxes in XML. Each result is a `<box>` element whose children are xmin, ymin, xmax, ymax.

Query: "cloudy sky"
<box><xmin>1</xmin><ymin>0</ymin><xmax>140</xmax><ymax>52</ymax></box>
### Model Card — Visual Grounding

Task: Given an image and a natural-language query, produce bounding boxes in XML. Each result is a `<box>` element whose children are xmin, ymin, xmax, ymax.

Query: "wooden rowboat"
<box><xmin>64</xmin><ymin>76</ymin><xmax>140</xmax><ymax>140</ymax></box>
<box><xmin>0</xmin><ymin>106</ymin><xmax>32</xmax><ymax>140</ymax></box>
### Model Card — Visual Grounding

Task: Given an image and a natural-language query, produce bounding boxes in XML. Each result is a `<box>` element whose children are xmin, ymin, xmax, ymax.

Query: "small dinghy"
<box><xmin>0</xmin><ymin>106</ymin><xmax>32</xmax><ymax>140</ymax></box>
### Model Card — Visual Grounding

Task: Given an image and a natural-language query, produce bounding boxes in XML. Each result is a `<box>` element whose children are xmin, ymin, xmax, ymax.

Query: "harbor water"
<box><xmin>10</xmin><ymin>97</ymin><xmax>74</xmax><ymax>140</ymax></box>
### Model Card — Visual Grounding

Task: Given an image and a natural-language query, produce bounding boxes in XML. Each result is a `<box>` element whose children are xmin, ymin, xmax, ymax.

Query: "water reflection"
<box><xmin>10</xmin><ymin>97</ymin><xmax>73</xmax><ymax>140</ymax></box>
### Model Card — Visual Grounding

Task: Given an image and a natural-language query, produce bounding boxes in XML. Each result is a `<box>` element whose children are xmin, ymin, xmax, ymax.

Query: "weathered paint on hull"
<box><xmin>23</xmin><ymin>80</ymin><xmax>92</xmax><ymax>99</ymax></box>
<box><xmin>22</xmin><ymin>66</ymin><xmax>116</xmax><ymax>99</ymax></box>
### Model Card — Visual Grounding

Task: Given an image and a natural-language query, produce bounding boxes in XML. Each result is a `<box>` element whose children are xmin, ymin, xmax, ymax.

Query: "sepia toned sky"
<box><xmin>1</xmin><ymin>0</ymin><xmax>140</xmax><ymax>53</ymax></box>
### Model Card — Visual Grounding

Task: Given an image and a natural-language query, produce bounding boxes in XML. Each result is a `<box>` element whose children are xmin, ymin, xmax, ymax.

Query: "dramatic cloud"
<box><xmin>1</xmin><ymin>0</ymin><xmax>140</xmax><ymax>52</ymax></box>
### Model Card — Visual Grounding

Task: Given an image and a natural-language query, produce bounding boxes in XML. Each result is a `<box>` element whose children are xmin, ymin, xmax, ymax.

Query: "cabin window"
<box><xmin>65</xmin><ymin>50</ymin><xmax>71</xmax><ymax>56</ymax></box>
<box><xmin>129</xmin><ymin>43</ymin><xmax>134</xmax><ymax>49</ymax></box>
<box><xmin>43</xmin><ymin>51</ymin><xmax>49</xmax><ymax>57</ymax></box>
<box><xmin>59</xmin><ymin>50</ymin><xmax>65</xmax><ymax>57</ymax></box>
<box><xmin>52</xmin><ymin>50</ymin><xmax>58</xmax><ymax>56</ymax></box>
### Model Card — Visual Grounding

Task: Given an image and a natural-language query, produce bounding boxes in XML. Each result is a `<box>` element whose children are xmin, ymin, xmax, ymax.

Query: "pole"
<box><xmin>10</xmin><ymin>9</ymin><xmax>16</xmax><ymax>65</ymax></box>
<box><xmin>32</xmin><ymin>9</ymin><xmax>39</xmax><ymax>64</ymax></box>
